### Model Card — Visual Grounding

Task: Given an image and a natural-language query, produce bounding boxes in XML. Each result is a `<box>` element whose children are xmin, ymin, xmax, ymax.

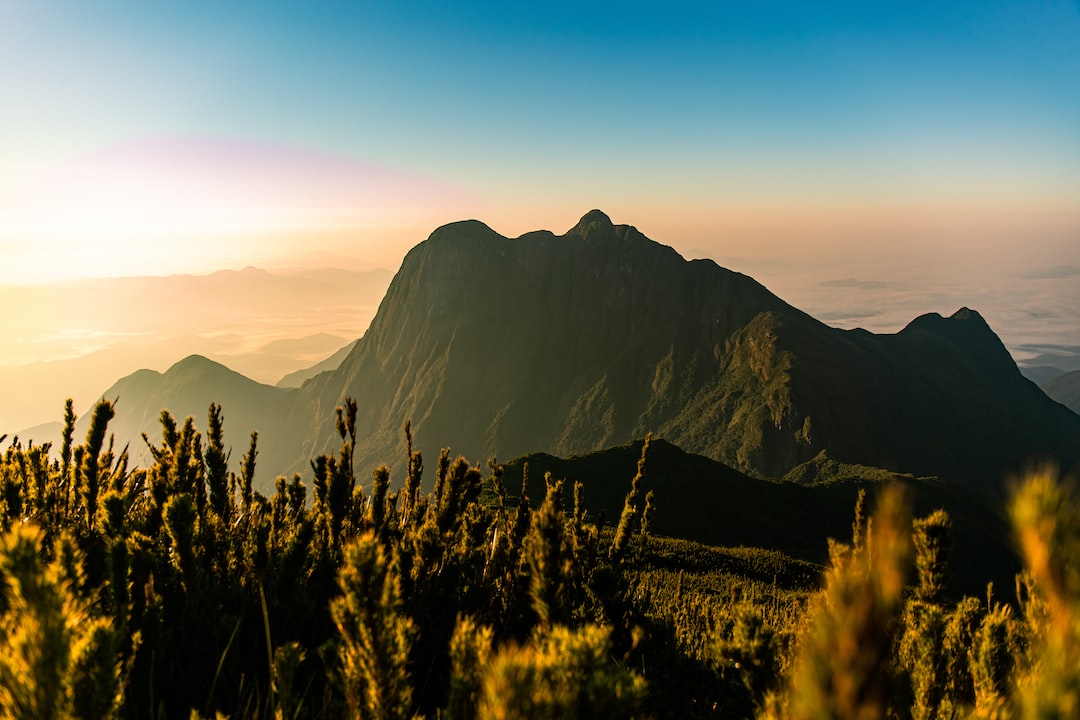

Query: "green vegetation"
<box><xmin>1</xmin><ymin>398</ymin><xmax>1078</xmax><ymax>719</ymax></box>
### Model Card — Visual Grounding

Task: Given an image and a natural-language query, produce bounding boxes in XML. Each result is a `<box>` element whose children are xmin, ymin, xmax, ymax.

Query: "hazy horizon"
<box><xmin>2</xmin><ymin>2</ymin><xmax>1078</xmax><ymax>431</ymax></box>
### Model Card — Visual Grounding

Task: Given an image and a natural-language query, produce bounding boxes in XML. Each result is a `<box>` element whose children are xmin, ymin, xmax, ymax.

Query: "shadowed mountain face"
<box><xmin>299</xmin><ymin>210</ymin><xmax>801</xmax><ymax>473</ymax></box>
<box><xmin>291</xmin><ymin>211</ymin><xmax>1080</xmax><ymax>494</ymax></box>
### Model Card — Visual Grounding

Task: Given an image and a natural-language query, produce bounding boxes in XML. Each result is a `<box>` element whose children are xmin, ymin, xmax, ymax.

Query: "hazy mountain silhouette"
<box><xmin>1042</xmin><ymin>369</ymin><xmax>1080</xmax><ymax>415</ymax></box>
<box><xmin>1018</xmin><ymin>349</ymin><xmax>1080</xmax><ymax>375</ymax></box>
<box><xmin>81</xmin><ymin>355</ymin><xmax>297</xmax><ymax>473</ymax></box>
<box><xmin>1</xmin><ymin>266</ymin><xmax>391</xmax><ymax>433</ymax></box>
<box><xmin>1021</xmin><ymin>365</ymin><xmax>1066</xmax><ymax>385</ymax></box>
<box><xmin>291</xmin><ymin>211</ymin><xmax>1080</xmax><ymax>494</ymax></box>
<box><xmin>276</xmin><ymin>340</ymin><xmax>357</xmax><ymax>388</ymax></box>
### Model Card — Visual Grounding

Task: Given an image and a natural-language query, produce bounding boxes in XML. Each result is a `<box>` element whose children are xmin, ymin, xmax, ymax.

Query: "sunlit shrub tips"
<box><xmin>0</xmin><ymin>398</ymin><xmax>1078</xmax><ymax>719</ymax></box>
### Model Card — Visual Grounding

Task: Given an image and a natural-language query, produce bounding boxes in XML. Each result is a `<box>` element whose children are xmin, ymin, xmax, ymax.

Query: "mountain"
<box><xmin>1042</xmin><ymin>370</ymin><xmax>1080</xmax><ymax>415</ymax></box>
<box><xmin>1014</xmin><ymin>345</ymin><xmax>1080</xmax><ymax>385</ymax></box>
<box><xmin>1020</xmin><ymin>365</ymin><xmax>1066</xmax><ymax>385</ymax></box>
<box><xmin>1020</xmin><ymin>349</ymin><xmax>1080</xmax><ymax>374</ymax></box>
<box><xmin>294</xmin><ymin>211</ymin><xmax>1080</xmax><ymax>495</ymax></box>
<box><xmin>57</xmin><ymin>211</ymin><xmax>1080</xmax><ymax>496</ymax></box>
<box><xmin>276</xmin><ymin>340</ymin><xmax>357</xmax><ymax>388</ymax></box>
<box><xmin>502</xmin><ymin>439</ymin><xmax>1015</xmax><ymax>598</ymax></box>
<box><xmin>81</xmin><ymin>355</ymin><xmax>298</xmax><ymax>474</ymax></box>
<box><xmin>7</xmin><ymin>421</ymin><xmax>63</xmax><ymax>447</ymax></box>
<box><xmin>296</xmin><ymin>209</ymin><xmax>802</xmax><ymax>475</ymax></box>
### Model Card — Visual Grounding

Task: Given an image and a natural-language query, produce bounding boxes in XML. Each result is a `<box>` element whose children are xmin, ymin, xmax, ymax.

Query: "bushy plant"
<box><xmin>0</xmin><ymin>525</ymin><xmax>119</xmax><ymax>720</ymax></box>
<box><xmin>476</xmin><ymin>624</ymin><xmax>646</xmax><ymax>720</ymax></box>
<box><xmin>2</xmin><ymin>397</ymin><xmax>1079</xmax><ymax>720</ymax></box>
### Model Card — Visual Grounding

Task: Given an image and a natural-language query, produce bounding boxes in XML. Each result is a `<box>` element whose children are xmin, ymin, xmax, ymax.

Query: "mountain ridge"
<box><xmin>292</xmin><ymin>211</ymin><xmax>1080</xmax><ymax>493</ymax></box>
<box><xmin>66</xmin><ymin>211</ymin><xmax>1080</xmax><ymax>497</ymax></box>
<box><xmin>297</xmin><ymin>210</ymin><xmax>818</xmax><ymax>478</ymax></box>
<box><xmin>501</xmin><ymin>437</ymin><xmax>1015</xmax><ymax>597</ymax></box>
<box><xmin>81</xmin><ymin>354</ymin><xmax>296</xmax><ymax>472</ymax></box>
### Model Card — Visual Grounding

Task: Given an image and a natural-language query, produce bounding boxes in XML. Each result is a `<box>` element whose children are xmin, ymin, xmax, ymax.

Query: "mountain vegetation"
<box><xmin>1</xmin><ymin>397</ymin><xmax>1078</xmax><ymax>719</ymax></box>
<box><xmin>501</xmin><ymin>439</ymin><xmax>1014</xmax><ymax>598</ymax></box>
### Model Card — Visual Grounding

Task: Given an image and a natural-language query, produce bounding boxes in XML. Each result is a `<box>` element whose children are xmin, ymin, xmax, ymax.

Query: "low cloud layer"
<box><xmin>1024</xmin><ymin>265</ymin><xmax>1080</xmax><ymax>279</ymax></box>
<box><xmin>820</xmin><ymin>278</ymin><xmax>894</xmax><ymax>290</ymax></box>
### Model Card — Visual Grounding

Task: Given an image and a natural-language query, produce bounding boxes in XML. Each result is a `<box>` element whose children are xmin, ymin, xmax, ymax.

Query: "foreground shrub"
<box><xmin>476</xmin><ymin>623</ymin><xmax>646</xmax><ymax>720</ymax></box>
<box><xmin>0</xmin><ymin>525</ymin><xmax>119</xmax><ymax>720</ymax></box>
<box><xmin>2</xmin><ymin>399</ymin><xmax>1079</xmax><ymax>720</ymax></box>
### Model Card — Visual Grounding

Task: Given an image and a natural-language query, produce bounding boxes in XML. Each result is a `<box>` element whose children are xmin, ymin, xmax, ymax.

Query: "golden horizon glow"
<box><xmin>0</xmin><ymin>137</ymin><xmax>479</xmax><ymax>284</ymax></box>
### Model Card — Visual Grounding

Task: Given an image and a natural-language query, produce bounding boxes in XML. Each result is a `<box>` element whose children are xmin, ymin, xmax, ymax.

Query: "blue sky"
<box><xmin>1</xmin><ymin>1</ymin><xmax>1078</xmax><ymax>281</ymax></box>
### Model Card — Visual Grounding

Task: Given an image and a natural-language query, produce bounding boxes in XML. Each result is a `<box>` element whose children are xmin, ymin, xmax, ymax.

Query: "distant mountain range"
<box><xmin>276</xmin><ymin>340</ymin><xmax>357</xmax><ymax>388</ymax></box>
<box><xmin>1017</xmin><ymin>345</ymin><xmax>1080</xmax><ymax>381</ymax></box>
<box><xmin>1042</xmin><ymin>369</ymin><xmax>1080</xmax><ymax>415</ymax></box>
<box><xmin>1</xmin><ymin>266</ymin><xmax>392</xmax><ymax>432</ymax></box>
<box><xmin>68</xmin><ymin>211</ymin><xmax>1080</xmax><ymax>496</ymax></box>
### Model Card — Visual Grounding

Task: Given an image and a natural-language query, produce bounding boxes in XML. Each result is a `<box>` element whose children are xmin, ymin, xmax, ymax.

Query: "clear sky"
<box><xmin>1</xmin><ymin>1</ymin><xmax>1078</xmax><ymax>284</ymax></box>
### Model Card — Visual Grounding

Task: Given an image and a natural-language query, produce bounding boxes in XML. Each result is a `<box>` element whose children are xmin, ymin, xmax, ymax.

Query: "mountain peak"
<box><xmin>426</xmin><ymin>219</ymin><xmax>501</xmax><ymax>243</ymax></box>
<box><xmin>568</xmin><ymin>209</ymin><xmax>614</xmax><ymax>236</ymax></box>
<box><xmin>902</xmin><ymin>307</ymin><xmax>1017</xmax><ymax>380</ymax></box>
<box><xmin>908</xmin><ymin>307</ymin><xmax>996</xmax><ymax>337</ymax></box>
<box><xmin>164</xmin><ymin>355</ymin><xmax>248</xmax><ymax>383</ymax></box>
<box><xmin>169</xmin><ymin>354</ymin><xmax>221</xmax><ymax>372</ymax></box>
<box><xmin>949</xmin><ymin>307</ymin><xmax>985</xmax><ymax>324</ymax></box>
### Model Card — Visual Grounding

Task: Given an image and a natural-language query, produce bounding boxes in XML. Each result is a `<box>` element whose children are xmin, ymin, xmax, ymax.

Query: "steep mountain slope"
<box><xmin>297</xmin><ymin>211</ymin><xmax>803</xmax><ymax>474</ymax></box>
<box><xmin>753</xmin><ymin>305</ymin><xmax>1080</xmax><ymax>491</ymax></box>
<box><xmin>1042</xmin><ymin>369</ymin><xmax>1080</xmax><ymax>415</ymax></box>
<box><xmin>296</xmin><ymin>211</ymin><xmax>1080</xmax><ymax>493</ymax></box>
<box><xmin>83</xmin><ymin>355</ymin><xmax>298</xmax><ymax>473</ymax></box>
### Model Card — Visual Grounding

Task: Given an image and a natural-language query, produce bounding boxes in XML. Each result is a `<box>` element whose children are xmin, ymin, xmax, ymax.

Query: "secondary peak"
<box><xmin>568</xmin><ymin>209</ymin><xmax>614</xmax><ymax>235</ymax></box>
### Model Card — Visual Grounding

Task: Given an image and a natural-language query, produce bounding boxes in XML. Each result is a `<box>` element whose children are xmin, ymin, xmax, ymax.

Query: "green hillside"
<box><xmin>502</xmin><ymin>438</ymin><xmax>1015</xmax><ymax>598</ymax></box>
